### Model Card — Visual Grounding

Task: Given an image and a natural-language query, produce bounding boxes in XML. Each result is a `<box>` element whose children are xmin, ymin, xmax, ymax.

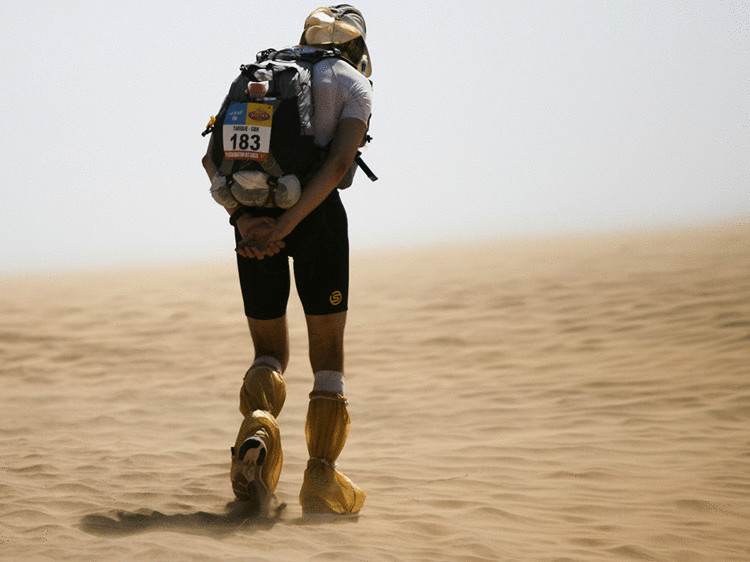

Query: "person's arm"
<box><xmin>202</xmin><ymin>133</ymin><xmax>219</xmax><ymax>182</ymax></box>
<box><xmin>203</xmin><ymin>132</ymin><xmax>245</xmax><ymax>217</ymax></box>
<box><xmin>279</xmin><ymin>117</ymin><xmax>366</xmax><ymax>236</ymax></box>
<box><xmin>237</xmin><ymin>117</ymin><xmax>367</xmax><ymax>259</ymax></box>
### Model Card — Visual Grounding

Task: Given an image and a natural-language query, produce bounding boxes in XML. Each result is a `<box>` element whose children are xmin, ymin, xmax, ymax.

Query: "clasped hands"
<box><xmin>235</xmin><ymin>214</ymin><xmax>286</xmax><ymax>259</ymax></box>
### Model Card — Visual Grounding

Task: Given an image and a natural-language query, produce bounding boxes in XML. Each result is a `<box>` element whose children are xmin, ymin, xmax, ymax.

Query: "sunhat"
<box><xmin>300</xmin><ymin>4</ymin><xmax>372</xmax><ymax>77</ymax></box>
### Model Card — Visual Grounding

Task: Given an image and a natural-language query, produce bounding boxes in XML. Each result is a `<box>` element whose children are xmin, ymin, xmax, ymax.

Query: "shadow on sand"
<box><xmin>79</xmin><ymin>500</ymin><xmax>286</xmax><ymax>538</ymax></box>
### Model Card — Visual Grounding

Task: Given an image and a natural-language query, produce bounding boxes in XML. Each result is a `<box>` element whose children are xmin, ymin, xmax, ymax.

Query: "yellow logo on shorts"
<box><xmin>329</xmin><ymin>291</ymin><xmax>343</xmax><ymax>306</ymax></box>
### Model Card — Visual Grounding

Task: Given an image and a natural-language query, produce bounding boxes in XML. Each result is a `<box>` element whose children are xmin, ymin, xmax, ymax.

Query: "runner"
<box><xmin>201</xmin><ymin>4</ymin><xmax>373</xmax><ymax>515</ymax></box>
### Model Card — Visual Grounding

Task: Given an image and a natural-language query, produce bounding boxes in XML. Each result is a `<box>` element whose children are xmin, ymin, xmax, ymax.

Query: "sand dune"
<box><xmin>1</xmin><ymin>222</ymin><xmax>749</xmax><ymax>560</ymax></box>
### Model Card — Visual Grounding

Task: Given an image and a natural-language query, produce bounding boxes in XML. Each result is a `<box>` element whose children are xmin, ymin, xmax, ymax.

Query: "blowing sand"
<box><xmin>1</xmin><ymin>222</ymin><xmax>749</xmax><ymax>561</ymax></box>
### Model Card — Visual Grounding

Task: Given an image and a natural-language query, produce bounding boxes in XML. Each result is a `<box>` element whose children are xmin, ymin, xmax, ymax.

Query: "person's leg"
<box><xmin>247</xmin><ymin>315</ymin><xmax>290</xmax><ymax>372</ymax></box>
<box><xmin>284</xmin><ymin>193</ymin><xmax>362</xmax><ymax>512</ymax></box>
<box><xmin>299</xmin><ymin>311</ymin><xmax>365</xmax><ymax>514</ymax></box>
<box><xmin>231</xmin><ymin>235</ymin><xmax>293</xmax><ymax>507</ymax></box>
<box><xmin>238</xmin><ymin>315</ymin><xmax>289</xmax><ymax>419</ymax></box>
<box><xmin>231</xmin><ymin>266</ymin><xmax>290</xmax><ymax>508</ymax></box>
<box><xmin>231</xmin><ymin>318</ymin><xmax>288</xmax><ymax>507</ymax></box>
<box><xmin>305</xmin><ymin>311</ymin><xmax>346</xmax><ymax>372</ymax></box>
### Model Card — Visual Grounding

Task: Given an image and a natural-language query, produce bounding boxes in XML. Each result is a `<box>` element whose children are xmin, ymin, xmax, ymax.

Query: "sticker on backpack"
<box><xmin>223</xmin><ymin>102</ymin><xmax>274</xmax><ymax>161</ymax></box>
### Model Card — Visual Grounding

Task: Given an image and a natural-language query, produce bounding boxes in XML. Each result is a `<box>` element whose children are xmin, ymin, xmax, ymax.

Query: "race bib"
<box><xmin>223</xmin><ymin>102</ymin><xmax>274</xmax><ymax>161</ymax></box>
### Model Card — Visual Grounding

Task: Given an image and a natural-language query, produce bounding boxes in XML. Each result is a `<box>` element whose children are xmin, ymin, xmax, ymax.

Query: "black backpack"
<box><xmin>203</xmin><ymin>47</ymin><xmax>376</xmax><ymax>187</ymax></box>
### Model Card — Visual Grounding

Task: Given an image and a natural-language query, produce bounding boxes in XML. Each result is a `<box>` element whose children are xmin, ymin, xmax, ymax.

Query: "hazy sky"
<box><xmin>1</xmin><ymin>1</ymin><xmax>748</xmax><ymax>273</ymax></box>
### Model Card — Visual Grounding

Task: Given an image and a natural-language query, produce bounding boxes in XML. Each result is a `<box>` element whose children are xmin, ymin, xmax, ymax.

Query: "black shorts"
<box><xmin>234</xmin><ymin>190</ymin><xmax>349</xmax><ymax>319</ymax></box>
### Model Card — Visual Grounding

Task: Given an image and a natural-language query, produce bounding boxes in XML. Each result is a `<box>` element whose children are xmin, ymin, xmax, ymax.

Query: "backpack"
<box><xmin>202</xmin><ymin>46</ymin><xmax>376</xmax><ymax>192</ymax></box>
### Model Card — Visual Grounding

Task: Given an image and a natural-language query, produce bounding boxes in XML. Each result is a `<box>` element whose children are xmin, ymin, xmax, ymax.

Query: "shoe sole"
<box><xmin>231</xmin><ymin>436</ymin><xmax>270</xmax><ymax>511</ymax></box>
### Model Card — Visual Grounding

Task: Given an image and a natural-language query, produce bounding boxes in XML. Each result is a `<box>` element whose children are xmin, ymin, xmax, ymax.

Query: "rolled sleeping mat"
<box><xmin>210</xmin><ymin>173</ymin><xmax>240</xmax><ymax>208</ymax></box>
<box><xmin>274</xmin><ymin>174</ymin><xmax>301</xmax><ymax>208</ymax></box>
<box><xmin>231</xmin><ymin>170</ymin><xmax>271</xmax><ymax>207</ymax></box>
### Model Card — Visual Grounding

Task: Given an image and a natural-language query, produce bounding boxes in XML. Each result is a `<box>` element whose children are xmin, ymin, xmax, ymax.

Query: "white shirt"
<box><xmin>310</xmin><ymin>56</ymin><xmax>373</xmax><ymax>148</ymax></box>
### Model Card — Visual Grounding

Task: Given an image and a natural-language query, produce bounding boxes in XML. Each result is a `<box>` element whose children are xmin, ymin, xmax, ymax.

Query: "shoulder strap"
<box><xmin>355</xmin><ymin>152</ymin><xmax>378</xmax><ymax>182</ymax></box>
<box><xmin>255</xmin><ymin>46</ymin><xmax>340</xmax><ymax>65</ymax></box>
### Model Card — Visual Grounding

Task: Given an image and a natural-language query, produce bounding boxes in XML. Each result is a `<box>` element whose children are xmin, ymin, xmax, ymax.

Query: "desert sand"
<box><xmin>1</xmin><ymin>222</ymin><xmax>749</xmax><ymax>561</ymax></box>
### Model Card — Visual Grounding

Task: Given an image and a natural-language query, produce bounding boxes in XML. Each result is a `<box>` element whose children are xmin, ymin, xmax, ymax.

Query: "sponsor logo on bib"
<box><xmin>248</xmin><ymin>110</ymin><xmax>270</xmax><ymax>122</ymax></box>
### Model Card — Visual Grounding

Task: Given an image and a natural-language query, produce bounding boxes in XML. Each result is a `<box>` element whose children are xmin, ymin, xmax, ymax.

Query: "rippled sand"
<box><xmin>1</xmin><ymin>222</ymin><xmax>749</xmax><ymax>560</ymax></box>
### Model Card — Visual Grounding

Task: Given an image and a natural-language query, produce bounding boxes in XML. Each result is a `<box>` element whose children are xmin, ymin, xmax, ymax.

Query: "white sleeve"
<box><xmin>312</xmin><ymin>58</ymin><xmax>373</xmax><ymax>147</ymax></box>
<box><xmin>340</xmin><ymin>73</ymin><xmax>373</xmax><ymax>124</ymax></box>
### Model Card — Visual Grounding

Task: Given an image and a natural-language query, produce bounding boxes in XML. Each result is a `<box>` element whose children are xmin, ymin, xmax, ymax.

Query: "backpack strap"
<box><xmin>259</xmin><ymin>46</ymin><xmax>341</xmax><ymax>65</ymax></box>
<box><xmin>355</xmin><ymin>152</ymin><xmax>377</xmax><ymax>182</ymax></box>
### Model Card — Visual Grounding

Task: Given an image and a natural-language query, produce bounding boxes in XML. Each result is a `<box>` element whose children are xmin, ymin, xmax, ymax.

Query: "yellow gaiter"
<box><xmin>231</xmin><ymin>362</ymin><xmax>286</xmax><ymax>508</ymax></box>
<box><xmin>299</xmin><ymin>390</ymin><xmax>366</xmax><ymax>514</ymax></box>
